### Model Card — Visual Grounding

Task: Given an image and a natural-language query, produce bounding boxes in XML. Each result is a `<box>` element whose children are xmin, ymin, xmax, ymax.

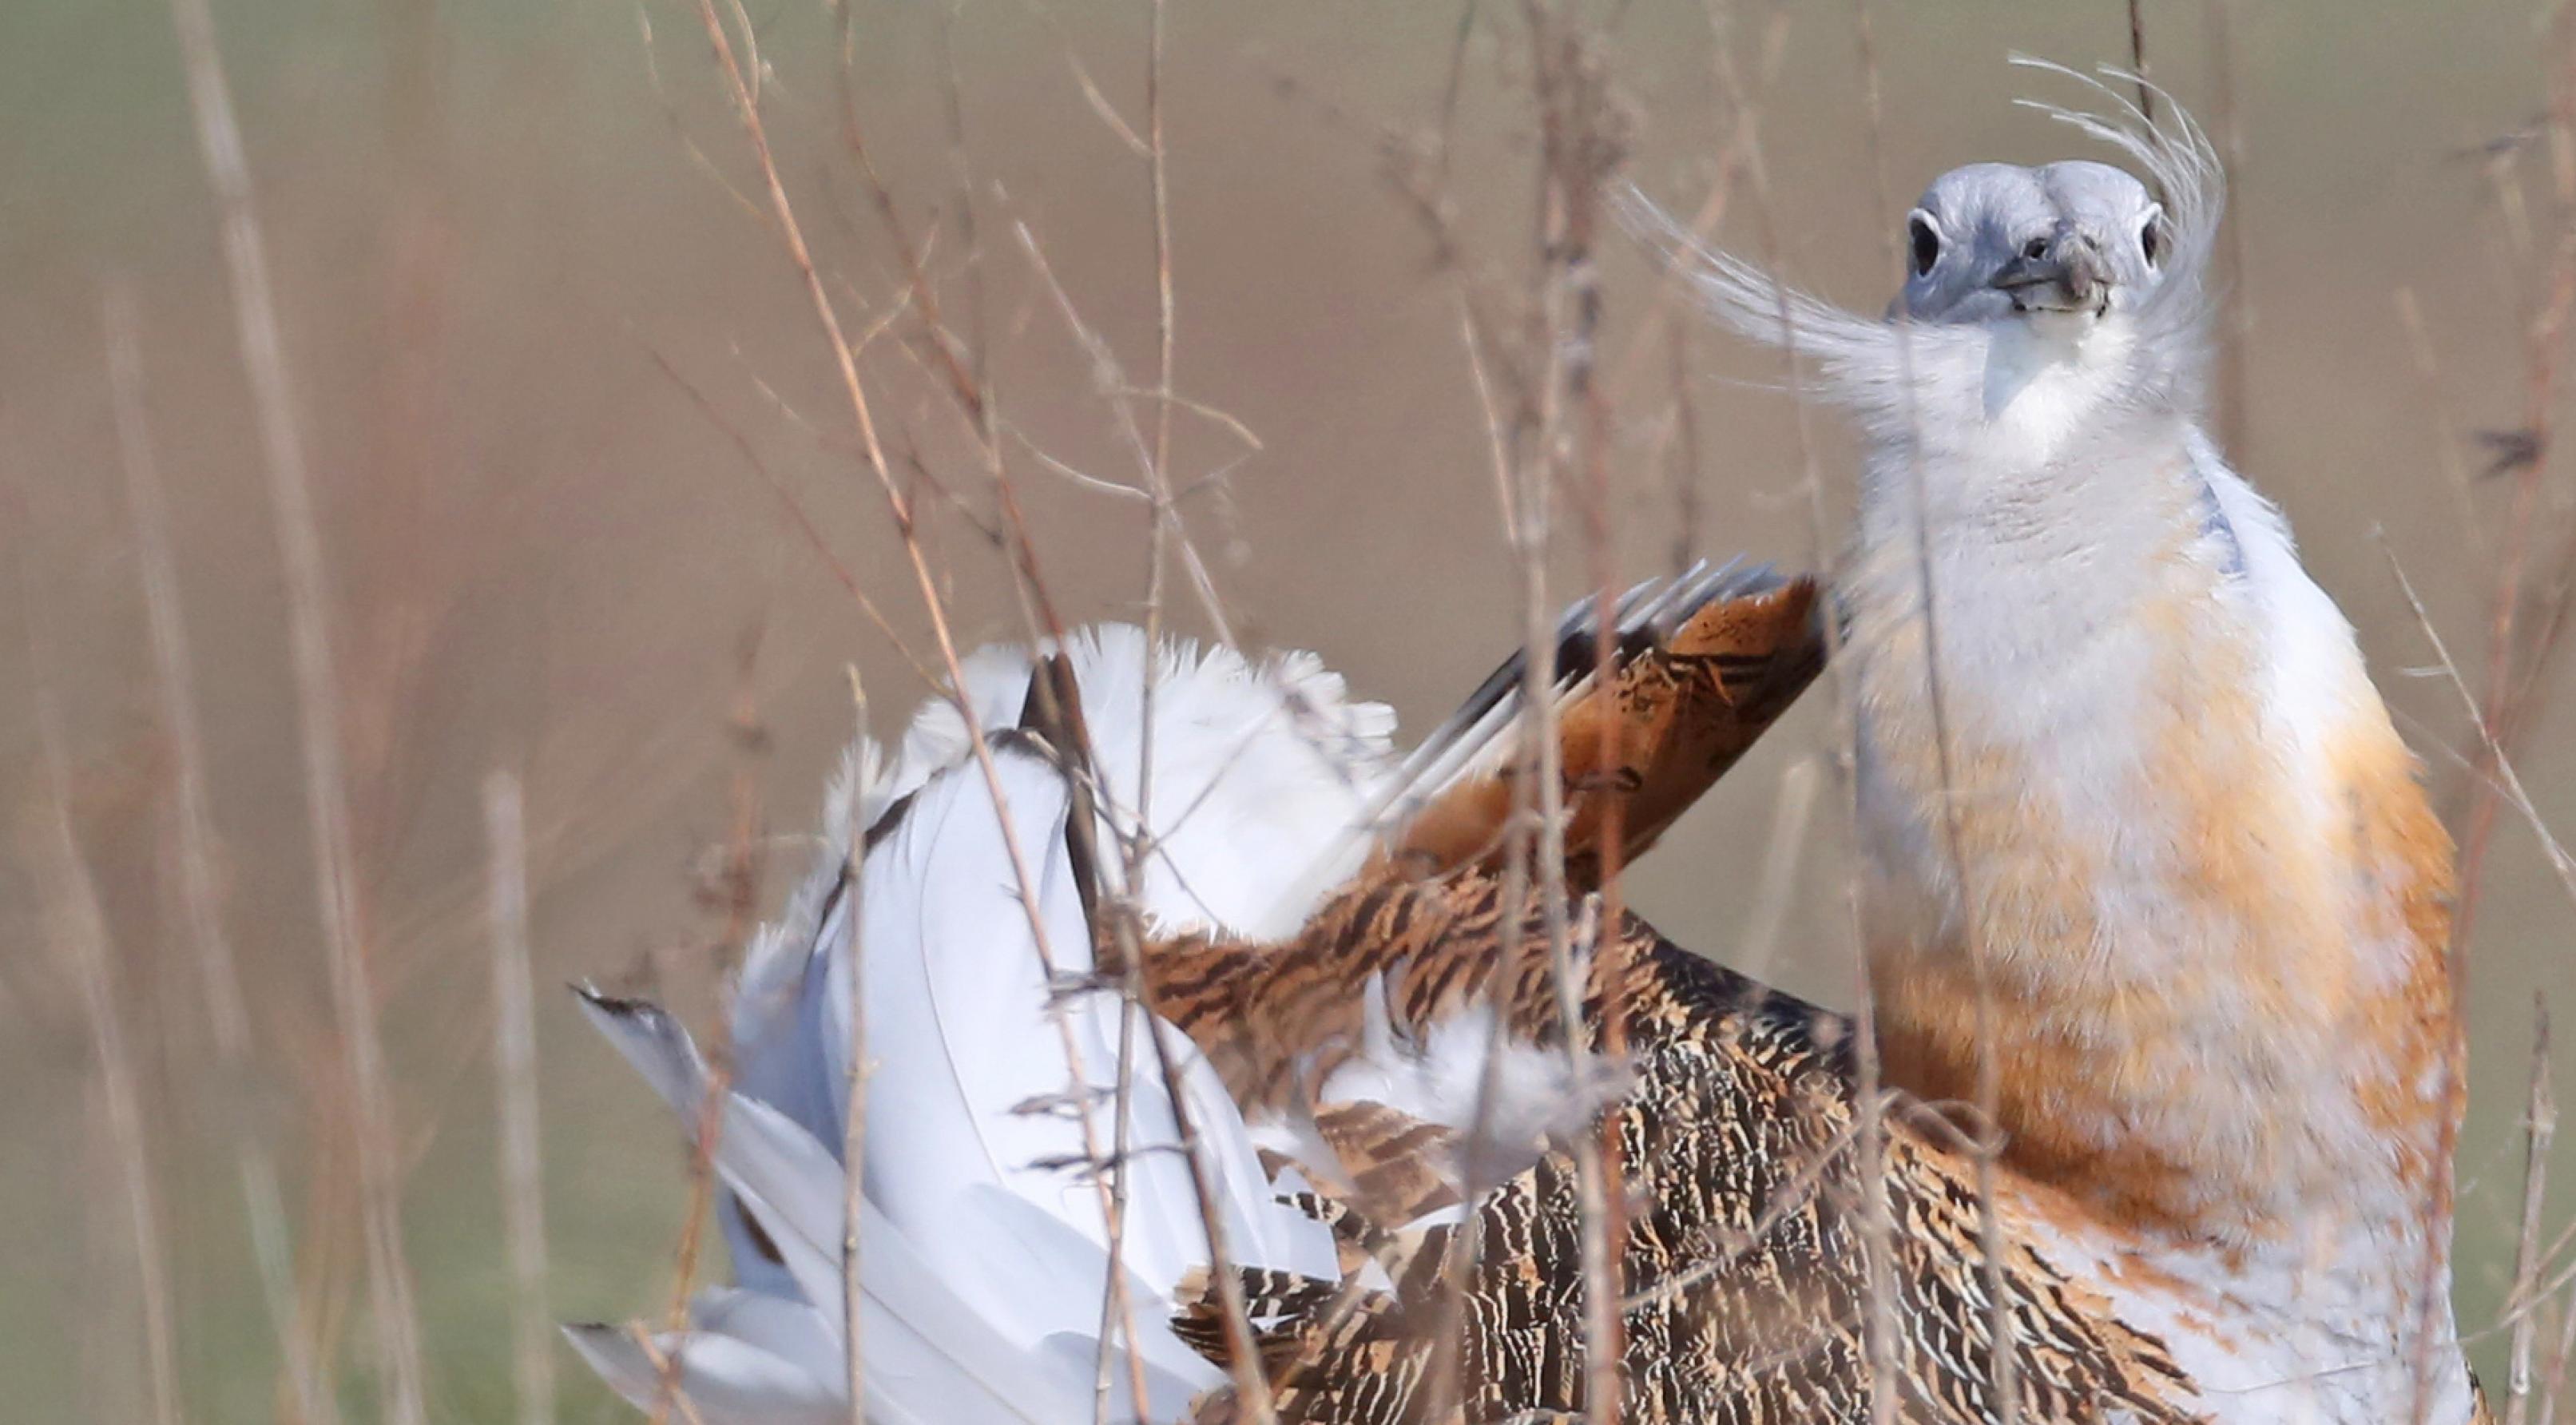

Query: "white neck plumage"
<box><xmin>1839</xmin><ymin>310</ymin><xmax>2471</xmax><ymax>1419</ymax></box>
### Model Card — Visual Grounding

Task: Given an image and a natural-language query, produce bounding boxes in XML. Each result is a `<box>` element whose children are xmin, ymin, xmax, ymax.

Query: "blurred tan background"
<box><xmin>3</xmin><ymin>0</ymin><xmax>2571</xmax><ymax>1418</ymax></box>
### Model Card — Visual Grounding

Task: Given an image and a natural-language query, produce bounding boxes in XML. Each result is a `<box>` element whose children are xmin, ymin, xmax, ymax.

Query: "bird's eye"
<box><xmin>2140</xmin><ymin>206</ymin><xmax>2168</xmax><ymax>268</ymax></box>
<box><xmin>1907</xmin><ymin>212</ymin><xmax>1941</xmax><ymax>277</ymax></box>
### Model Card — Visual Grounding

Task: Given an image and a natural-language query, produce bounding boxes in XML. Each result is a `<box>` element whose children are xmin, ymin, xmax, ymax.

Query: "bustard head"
<box><xmin>1893</xmin><ymin>160</ymin><xmax>2169</xmax><ymax>327</ymax></box>
<box><xmin>1627</xmin><ymin>63</ymin><xmax>2225</xmax><ymax>425</ymax></box>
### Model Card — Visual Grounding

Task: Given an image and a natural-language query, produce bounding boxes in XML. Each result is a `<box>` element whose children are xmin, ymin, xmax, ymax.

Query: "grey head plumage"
<box><xmin>1625</xmin><ymin>60</ymin><xmax>2225</xmax><ymax>432</ymax></box>
<box><xmin>1895</xmin><ymin>160</ymin><xmax>2167</xmax><ymax>324</ymax></box>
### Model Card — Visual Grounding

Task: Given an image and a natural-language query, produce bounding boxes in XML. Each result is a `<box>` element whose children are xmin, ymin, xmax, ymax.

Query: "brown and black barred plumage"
<box><xmin>1149</xmin><ymin>867</ymin><xmax>2200</xmax><ymax>1424</ymax></box>
<box><xmin>1136</xmin><ymin>570</ymin><xmax>2205</xmax><ymax>1424</ymax></box>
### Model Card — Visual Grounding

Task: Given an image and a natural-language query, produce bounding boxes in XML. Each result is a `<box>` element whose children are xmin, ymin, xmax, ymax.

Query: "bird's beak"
<box><xmin>1991</xmin><ymin>232</ymin><xmax>2113</xmax><ymax>315</ymax></box>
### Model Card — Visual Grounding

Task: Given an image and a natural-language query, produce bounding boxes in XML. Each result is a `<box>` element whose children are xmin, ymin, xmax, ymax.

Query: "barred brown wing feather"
<box><xmin>1157</xmin><ymin>875</ymin><xmax>2204</xmax><ymax>1424</ymax></box>
<box><xmin>1387</xmin><ymin>566</ymin><xmax>1824</xmax><ymax>885</ymax></box>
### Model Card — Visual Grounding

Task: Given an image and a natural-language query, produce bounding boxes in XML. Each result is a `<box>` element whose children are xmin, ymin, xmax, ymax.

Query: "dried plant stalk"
<box><xmin>105</xmin><ymin>283</ymin><xmax>341</xmax><ymax>1425</ymax></box>
<box><xmin>1736</xmin><ymin>756</ymin><xmax>1820</xmax><ymax>982</ymax></box>
<box><xmin>33</xmin><ymin>681</ymin><xmax>184</xmax><ymax>1425</ymax></box>
<box><xmin>2508</xmin><ymin>1001</ymin><xmax>2557</xmax><ymax>1425</ymax></box>
<box><xmin>1846</xmin><ymin>3</ymin><xmax>2009</xmax><ymax>1417</ymax></box>
<box><xmin>1691</xmin><ymin>5</ymin><xmax>1897</xmax><ymax>1415</ymax></box>
<box><xmin>2202</xmin><ymin>0</ymin><xmax>2253</xmax><ymax>458</ymax></box>
<box><xmin>840</xmin><ymin>669</ymin><xmax>870</xmax><ymax>1425</ymax></box>
<box><xmin>647</xmin><ymin>659</ymin><xmax>767</xmax><ymax>1425</ymax></box>
<box><xmin>686</xmin><ymin>3</ymin><xmax>1275</xmax><ymax>1411</ymax></box>
<box><xmin>161</xmin><ymin>0</ymin><xmax>429</xmax><ymax>1415</ymax></box>
<box><xmin>2457</xmin><ymin>8</ymin><xmax>2576</xmax><ymax>950</ymax></box>
<box><xmin>1519</xmin><ymin>10</ymin><xmax>1629</xmax><ymax>1417</ymax></box>
<box><xmin>485</xmin><ymin>772</ymin><xmax>554</xmax><ymax>1425</ymax></box>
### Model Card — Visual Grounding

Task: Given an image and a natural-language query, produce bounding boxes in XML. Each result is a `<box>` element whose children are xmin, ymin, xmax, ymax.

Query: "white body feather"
<box><xmin>568</xmin><ymin>626</ymin><xmax>1583</xmax><ymax>1423</ymax></box>
<box><xmin>1839</xmin><ymin>327</ymin><xmax>2472</xmax><ymax>1422</ymax></box>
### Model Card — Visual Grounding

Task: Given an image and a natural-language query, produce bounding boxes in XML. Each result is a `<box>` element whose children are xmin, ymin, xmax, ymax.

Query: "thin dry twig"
<box><xmin>1695</xmin><ymin>3</ymin><xmax>1896</xmax><ymax>1415</ymax></box>
<box><xmin>626</xmin><ymin>1324</ymin><xmax>711</xmax><ymax>1425</ymax></box>
<box><xmin>2387</xmin><ymin>529</ymin><xmax>2576</xmax><ymax>1422</ymax></box>
<box><xmin>104</xmin><ymin>283</ymin><xmax>340</xmax><ymax>1425</ymax></box>
<box><xmin>1012</xmin><ymin>220</ymin><xmax>1237</xmax><ymax>645</ymax></box>
<box><xmin>820</xmin><ymin>23</ymin><xmax>1164</xmax><ymax>1409</ymax></box>
<box><xmin>30</xmin><ymin>657</ymin><xmax>184</xmax><ymax>1425</ymax></box>
<box><xmin>485</xmin><ymin>772</ymin><xmax>554</xmax><ymax>1425</ymax></box>
<box><xmin>2544</xmin><ymin>1157</ymin><xmax>2576</xmax><ymax>1425</ymax></box>
<box><xmin>1423</xmin><ymin>292</ymin><xmax>1528</xmax><ymax>1423</ymax></box>
<box><xmin>635</xmin><ymin>340</ymin><xmax>940</xmax><ymax>694</ymax></box>
<box><xmin>2203</xmin><ymin>0</ymin><xmax>2253</xmax><ymax>458</ymax></box>
<box><xmin>1028</xmin><ymin>0</ymin><xmax>1152</xmax><ymax>157</ymax></box>
<box><xmin>1385</xmin><ymin>6</ymin><xmax>1645</xmax><ymax>1415</ymax></box>
<box><xmin>2381</xmin><ymin>539</ymin><xmax>2576</xmax><ymax>913</ymax></box>
<box><xmin>646</xmin><ymin>641</ymin><xmax>768</xmax><ymax>1425</ymax></box>
<box><xmin>2508</xmin><ymin>999</ymin><xmax>2557</xmax><ymax>1425</ymax></box>
<box><xmin>2394</xmin><ymin>287</ymin><xmax>2486</xmax><ymax>554</ymax></box>
<box><xmin>2456</xmin><ymin>7</ymin><xmax>2576</xmax><ymax>951</ymax></box>
<box><xmin>163</xmin><ymin>0</ymin><xmax>430</xmax><ymax>1411</ymax></box>
<box><xmin>1094</xmin><ymin>5</ymin><xmax>1190</xmax><ymax>1414</ymax></box>
<box><xmin>2124</xmin><ymin>0</ymin><xmax>2154</xmax><ymax>125</ymax></box>
<box><xmin>840</xmin><ymin>669</ymin><xmax>870</xmax><ymax>1425</ymax></box>
<box><xmin>1602</xmin><ymin>5</ymin><xmax>1792</xmax><ymax>399</ymax></box>
<box><xmin>1736</xmin><ymin>756</ymin><xmax>1821</xmax><ymax>982</ymax></box>
<box><xmin>1848</xmin><ymin>3</ymin><xmax>2009</xmax><ymax>1418</ymax></box>
<box><xmin>688</xmin><ymin>5</ymin><xmax>1276</xmax><ymax>1412</ymax></box>
<box><xmin>1522</xmin><ymin>11</ymin><xmax>1629</xmax><ymax>1417</ymax></box>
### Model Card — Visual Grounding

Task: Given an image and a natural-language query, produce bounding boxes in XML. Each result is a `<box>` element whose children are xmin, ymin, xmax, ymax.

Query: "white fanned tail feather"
<box><xmin>566</xmin><ymin>627</ymin><xmax>1401</xmax><ymax>1423</ymax></box>
<box><xmin>564</xmin><ymin>574</ymin><xmax>1769</xmax><ymax>1422</ymax></box>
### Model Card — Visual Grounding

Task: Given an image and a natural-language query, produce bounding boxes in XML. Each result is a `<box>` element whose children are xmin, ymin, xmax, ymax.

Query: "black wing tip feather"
<box><xmin>570</xmin><ymin>980</ymin><xmax>668</xmax><ymax>1026</ymax></box>
<box><xmin>1413</xmin><ymin>557</ymin><xmax>1790</xmax><ymax>769</ymax></box>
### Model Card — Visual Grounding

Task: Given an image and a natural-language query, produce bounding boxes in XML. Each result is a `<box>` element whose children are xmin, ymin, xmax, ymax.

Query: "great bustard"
<box><xmin>566</xmin><ymin>76</ymin><xmax>2481</xmax><ymax>1425</ymax></box>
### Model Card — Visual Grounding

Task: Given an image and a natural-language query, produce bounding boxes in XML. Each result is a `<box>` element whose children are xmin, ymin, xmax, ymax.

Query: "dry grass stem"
<box><xmin>820</xmin><ymin>22</ymin><xmax>1165</xmax><ymax>1407</ymax></box>
<box><xmin>2457</xmin><ymin>10</ymin><xmax>2576</xmax><ymax>950</ymax></box>
<box><xmin>2383</xmin><ymin>542</ymin><xmax>2576</xmax><ymax>911</ymax></box>
<box><xmin>484</xmin><ymin>772</ymin><xmax>554</xmax><ymax>1425</ymax></box>
<box><xmin>840</xmin><ymin>670</ymin><xmax>870</xmax><ymax>1425</ymax></box>
<box><xmin>2394</xmin><ymin>287</ymin><xmax>2485</xmax><ymax>553</ymax></box>
<box><xmin>1604</xmin><ymin>6</ymin><xmax>1793</xmax><ymax>399</ymax></box>
<box><xmin>1848</xmin><ymin>3</ymin><xmax>2009</xmax><ymax>1417</ymax></box>
<box><xmin>2544</xmin><ymin>1190</ymin><xmax>2576</xmax><ymax>1425</ymax></box>
<box><xmin>1011</xmin><ymin>220</ymin><xmax>1236</xmax><ymax>645</ymax></box>
<box><xmin>1423</xmin><ymin>288</ymin><xmax>1533</xmax><ymax>1422</ymax></box>
<box><xmin>627</xmin><ymin>1325</ymin><xmax>711</xmax><ymax>1425</ymax></box>
<box><xmin>1736</xmin><ymin>756</ymin><xmax>1820</xmax><ymax>982</ymax></box>
<box><xmin>1491</xmin><ymin>9</ymin><xmax>1631</xmax><ymax>1418</ymax></box>
<box><xmin>2508</xmin><ymin>1001</ymin><xmax>2557</xmax><ymax>1425</ymax></box>
<box><xmin>163</xmin><ymin>0</ymin><xmax>430</xmax><ymax>1411</ymax></box>
<box><xmin>688</xmin><ymin>1</ymin><xmax>1271</xmax><ymax>1410</ymax></box>
<box><xmin>645</xmin><ymin>649</ymin><xmax>768</xmax><ymax>1425</ymax></box>
<box><xmin>32</xmin><ymin>673</ymin><xmax>183</xmax><ymax>1425</ymax></box>
<box><xmin>1694</xmin><ymin>2</ymin><xmax>1896</xmax><ymax>1414</ymax></box>
<box><xmin>637</xmin><ymin>342</ymin><xmax>938</xmax><ymax>693</ymax></box>
<box><xmin>2202</xmin><ymin>0</ymin><xmax>2253</xmax><ymax>458</ymax></box>
<box><xmin>105</xmin><ymin>282</ymin><xmax>341</xmax><ymax>1425</ymax></box>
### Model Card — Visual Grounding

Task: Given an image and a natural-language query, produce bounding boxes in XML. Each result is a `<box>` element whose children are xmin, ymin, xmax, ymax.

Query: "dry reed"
<box><xmin>162</xmin><ymin>0</ymin><xmax>430</xmax><ymax>1413</ymax></box>
<box><xmin>31</xmin><ymin>655</ymin><xmax>184</xmax><ymax>1425</ymax></box>
<box><xmin>485</xmin><ymin>772</ymin><xmax>554</xmax><ymax>1425</ymax></box>
<box><xmin>104</xmin><ymin>283</ymin><xmax>343</xmax><ymax>1425</ymax></box>
<box><xmin>683</xmin><ymin>1</ymin><xmax>1276</xmax><ymax>1416</ymax></box>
